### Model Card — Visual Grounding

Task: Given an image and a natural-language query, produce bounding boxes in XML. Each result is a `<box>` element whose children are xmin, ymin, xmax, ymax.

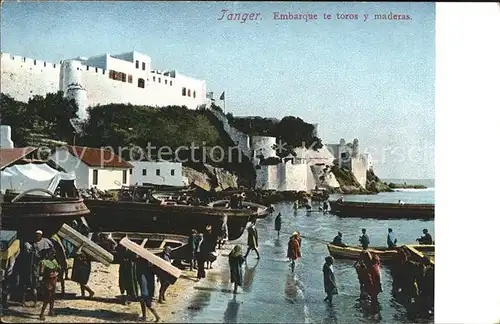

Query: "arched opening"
<box><xmin>138</xmin><ymin>78</ymin><xmax>145</xmax><ymax>88</ymax></box>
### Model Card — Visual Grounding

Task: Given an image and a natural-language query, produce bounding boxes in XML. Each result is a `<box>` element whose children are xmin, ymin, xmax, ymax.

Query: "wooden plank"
<box><xmin>57</xmin><ymin>224</ymin><xmax>114</xmax><ymax>266</ymax></box>
<box><xmin>119</xmin><ymin>237</ymin><xmax>182</xmax><ymax>283</ymax></box>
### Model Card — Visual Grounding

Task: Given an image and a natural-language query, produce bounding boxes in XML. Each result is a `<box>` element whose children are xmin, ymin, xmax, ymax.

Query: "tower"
<box><xmin>61</xmin><ymin>60</ymin><xmax>88</xmax><ymax>120</ymax></box>
<box><xmin>352</xmin><ymin>138</ymin><xmax>359</xmax><ymax>158</ymax></box>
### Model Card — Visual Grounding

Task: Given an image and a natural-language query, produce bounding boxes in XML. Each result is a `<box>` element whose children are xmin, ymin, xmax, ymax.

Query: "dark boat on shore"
<box><xmin>83</xmin><ymin>186</ymin><xmax>253</xmax><ymax>241</ymax></box>
<box><xmin>329</xmin><ymin>200</ymin><xmax>434</xmax><ymax>219</ymax></box>
<box><xmin>1</xmin><ymin>188</ymin><xmax>90</xmax><ymax>239</ymax></box>
<box><xmin>207</xmin><ymin>200</ymin><xmax>271</xmax><ymax>219</ymax></box>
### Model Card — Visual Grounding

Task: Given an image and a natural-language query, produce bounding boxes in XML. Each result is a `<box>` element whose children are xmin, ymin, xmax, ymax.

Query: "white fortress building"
<box><xmin>1</xmin><ymin>51</ymin><xmax>208</xmax><ymax>120</ymax></box>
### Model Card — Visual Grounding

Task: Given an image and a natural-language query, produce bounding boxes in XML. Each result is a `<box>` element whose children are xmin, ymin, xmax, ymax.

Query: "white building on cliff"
<box><xmin>1</xmin><ymin>51</ymin><xmax>208</xmax><ymax>120</ymax></box>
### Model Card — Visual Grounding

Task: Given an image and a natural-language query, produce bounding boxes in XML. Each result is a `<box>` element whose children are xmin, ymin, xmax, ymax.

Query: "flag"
<box><xmin>206</xmin><ymin>92</ymin><xmax>214</xmax><ymax>100</ymax></box>
<box><xmin>220</xmin><ymin>91</ymin><xmax>225</xmax><ymax>100</ymax></box>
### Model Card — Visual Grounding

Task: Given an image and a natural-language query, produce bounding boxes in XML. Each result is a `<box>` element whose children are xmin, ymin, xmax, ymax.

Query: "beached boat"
<box><xmin>1</xmin><ymin>188</ymin><xmax>90</xmax><ymax>239</ymax></box>
<box><xmin>207</xmin><ymin>200</ymin><xmax>271</xmax><ymax>219</ymax></box>
<box><xmin>83</xmin><ymin>185</ymin><xmax>253</xmax><ymax>241</ymax></box>
<box><xmin>329</xmin><ymin>201</ymin><xmax>434</xmax><ymax>219</ymax></box>
<box><xmin>93</xmin><ymin>232</ymin><xmax>190</xmax><ymax>263</ymax></box>
<box><xmin>326</xmin><ymin>243</ymin><xmax>399</xmax><ymax>262</ymax></box>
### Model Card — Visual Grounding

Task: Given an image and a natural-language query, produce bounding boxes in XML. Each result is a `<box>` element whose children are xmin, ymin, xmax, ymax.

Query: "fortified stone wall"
<box><xmin>1</xmin><ymin>52</ymin><xmax>208</xmax><ymax>117</ymax></box>
<box><xmin>1</xmin><ymin>53</ymin><xmax>61</xmax><ymax>102</ymax></box>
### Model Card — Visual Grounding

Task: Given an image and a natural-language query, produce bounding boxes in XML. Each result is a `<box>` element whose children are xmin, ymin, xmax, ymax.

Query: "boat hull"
<box><xmin>329</xmin><ymin>201</ymin><xmax>434</xmax><ymax>219</ymax></box>
<box><xmin>207</xmin><ymin>200</ymin><xmax>271</xmax><ymax>219</ymax></box>
<box><xmin>83</xmin><ymin>199</ymin><xmax>251</xmax><ymax>241</ymax></box>
<box><xmin>326</xmin><ymin>243</ymin><xmax>399</xmax><ymax>262</ymax></box>
<box><xmin>1</xmin><ymin>190</ymin><xmax>90</xmax><ymax>240</ymax></box>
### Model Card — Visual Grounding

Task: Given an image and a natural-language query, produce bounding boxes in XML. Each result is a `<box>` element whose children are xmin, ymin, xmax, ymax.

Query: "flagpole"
<box><xmin>224</xmin><ymin>93</ymin><xmax>226</xmax><ymax>114</ymax></box>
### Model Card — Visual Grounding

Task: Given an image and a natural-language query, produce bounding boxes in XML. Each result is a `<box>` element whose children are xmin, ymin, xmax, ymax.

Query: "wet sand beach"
<box><xmin>1</xmin><ymin>255</ymin><xmax>233</xmax><ymax>323</ymax></box>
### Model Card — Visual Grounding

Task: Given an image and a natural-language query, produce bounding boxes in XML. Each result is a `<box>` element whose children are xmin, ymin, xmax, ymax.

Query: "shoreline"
<box><xmin>1</xmin><ymin>242</ymin><xmax>238</xmax><ymax>323</ymax></box>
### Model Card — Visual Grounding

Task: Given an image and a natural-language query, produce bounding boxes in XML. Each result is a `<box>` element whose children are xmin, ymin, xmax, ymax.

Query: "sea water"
<box><xmin>173</xmin><ymin>189</ymin><xmax>435</xmax><ymax>323</ymax></box>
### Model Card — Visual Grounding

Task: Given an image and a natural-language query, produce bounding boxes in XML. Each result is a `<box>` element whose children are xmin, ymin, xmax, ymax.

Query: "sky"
<box><xmin>1</xmin><ymin>2</ymin><xmax>435</xmax><ymax>179</ymax></box>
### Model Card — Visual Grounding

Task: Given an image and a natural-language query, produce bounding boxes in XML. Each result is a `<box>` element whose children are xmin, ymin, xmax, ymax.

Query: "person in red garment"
<box><xmin>368</xmin><ymin>254</ymin><xmax>382</xmax><ymax>309</ymax></box>
<box><xmin>287</xmin><ymin>232</ymin><xmax>301</xmax><ymax>272</ymax></box>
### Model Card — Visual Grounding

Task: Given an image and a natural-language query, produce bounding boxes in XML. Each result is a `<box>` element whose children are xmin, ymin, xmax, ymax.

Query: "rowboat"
<box><xmin>329</xmin><ymin>201</ymin><xmax>434</xmax><ymax>219</ymax></box>
<box><xmin>93</xmin><ymin>232</ymin><xmax>190</xmax><ymax>263</ymax></box>
<box><xmin>326</xmin><ymin>243</ymin><xmax>399</xmax><ymax>262</ymax></box>
<box><xmin>207</xmin><ymin>200</ymin><xmax>271</xmax><ymax>219</ymax></box>
<box><xmin>327</xmin><ymin>243</ymin><xmax>435</xmax><ymax>263</ymax></box>
<box><xmin>1</xmin><ymin>188</ymin><xmax>90</xmax><ymax>239</ymax></box>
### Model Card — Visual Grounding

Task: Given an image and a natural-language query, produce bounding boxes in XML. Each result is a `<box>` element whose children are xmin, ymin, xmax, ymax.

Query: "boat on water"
<box><xmin>1</xmin><ymin>188</ymin><xmax>90</xmax><ymax>240</ymax></box>
<box><xmin>83</xmin><ymin>186</ymin><xmax>254</xmax><ymax>241</ymax></box>
<box><xmin>329</xmin><ymin>200</ymin><xmax>434</xmax><ymax>219</ymax></box>
<box><xmin>326</xmin><ymin>243</ymin><xmax>435</xmax><ymax>263</ymax></box>
<box><xmin>327</xmin><ymin>243</ymin><xmax>399</xmax><ymax>262</ymax></box>
<box><xmin>207</xmin><ymin>199</ymin><xmax>271</xmax><ymax>219</ymax></box>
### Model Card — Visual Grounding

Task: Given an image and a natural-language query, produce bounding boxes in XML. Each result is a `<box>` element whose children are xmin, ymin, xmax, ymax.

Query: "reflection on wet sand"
<box><xmin>242</xmin><ymin>260</ymin><xmax>259</xmax><ymax>292</ymax></box>
<box><xmin>223</xmin><ymin>295</ymin><xmax>241</xmax><ymax>323</ymax></box>
<box><xmin>284</xmin><ymin>273</ymin><xmax>298</xmax><ymax>303</ymax></box>
<box><xmin>321</xmin><ymin>303</ymin><xmax>339</xmax><ymax>324</ymax></box>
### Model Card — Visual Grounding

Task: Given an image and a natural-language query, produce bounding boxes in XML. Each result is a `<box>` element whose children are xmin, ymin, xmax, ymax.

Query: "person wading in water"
<box><xmin>228</xmin><ymin>245</ymin><xmax>245</xmax><ymax>294</ymax></box>
<box><xmin>287</xmin><ymin>232</ymin><xmax>301</xmax><ymax>272</ymax></box>
<box><xmin>322</xmin><ymin>256</ymin><xmax>338</xmax><ymax>305</ymax></box>
<box><xmin>274</xmin><ymin>212</ymin><xmax>282</xmax><ymax>237</ymax></box>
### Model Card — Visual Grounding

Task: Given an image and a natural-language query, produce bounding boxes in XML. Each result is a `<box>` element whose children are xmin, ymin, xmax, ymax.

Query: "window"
<box><xmin>156</xmin><ymin>169</ymin><xmax>160</xmax><ymax>176</ymax></box>
<box><xmin>136</xmin><ymin>60</ymin><xmax>139</xmax><ymax>69</ymax></box>
<box><xmin>128</xmin><ymin>75</ymin><xmax>133</xmax><ymax>83</ymax></box>
<box><xmin>158</xmin><ymin>78</ymin><xmax>161</xmax><ymax>83</ymax></box>
<box><xmin>129</xmin><ymin>169</ymin><xmax>132</xmax><ymax>174</ymax></box>
<box><xmin>170</xmin><ymin>169</ymin><xmax>175</xmax><ymax>176</ymax></box>
<box><xmin>153</xmin><ymin>76</ymin><xmax>156</xmax><ymax>82</ymax></box>
<box><xmin>122</xmin><ymin>170</ymin><xmax>127</xmax><ymax>184</ymax></box>
<box><xmin>142</xmin><ymin>169</ymin><xmax>147</xmax><ymax>176</ymax></box>
<box><xmin>182</xmin><ymin>87</ymin><xmax>186</xmax><ymax>96</ymax></box>
<box><xmin>87</xmin><ymin>66</ymin><xmax>90</xmax><ymax>70</ymax></box>
<box><xmin>44</xmin><ymin>62</ymin><xmax>47</xmax><ymax>67</ymax></box>
<box><xmin>34</xmin><ymin>60</ymin><xmax>37</xmax><ymax>65</ymax></box>
<box><xmin>188</xmin><ymin>89</ymin><xmax>191</xmax><ymax>97</ymax></box>
<box><xmin>170</xmin><ymin>80</ymin><xmax>173</xmax><ymax>86</ymax></box>
<box><xmin>193</xmin><ymin>91</ymin><xmax>196</xmax><ymax>98</ymax></box>
<box><xmin>121</xmin><ymin>73</ymin><xmax>126</xmax><ymax>82</ymax></box>
<box><xmin>138</xmin><ymin>78</ymin><xmax>145</xmax><ymax>88</ymax></box>
<box><xmin>165</xmin><ymin>79</ymin><xmax>168</xmax><ymax>85</ymax></box>
<box><xmin>92</xmin><ymin>170</ymin><xmax>98</xmax><ymax>185</ymax></box>
<box><xmin>95</xmin><ymin>67</ymin><xmax>98</xmax><ymax>72</ymax></box>
<box><xmin>142</xmin><ymin>62</ymin><xmax>146</xmax><ymax>70</ymax></box>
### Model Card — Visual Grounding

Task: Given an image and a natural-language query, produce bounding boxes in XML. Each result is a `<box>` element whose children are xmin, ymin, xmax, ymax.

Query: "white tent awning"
<box><xmin>1</xmin><ymin>163</ymin><xmax>76</xmax><ymax>194</ymax></box>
